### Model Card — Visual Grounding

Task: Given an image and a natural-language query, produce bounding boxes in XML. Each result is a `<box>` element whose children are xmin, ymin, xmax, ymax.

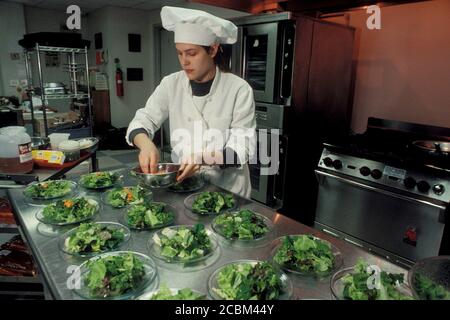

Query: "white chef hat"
<box><xmin>160</xmin><ymin>6</ymin><xmax>237</xmax><ymax>46</ymax></box>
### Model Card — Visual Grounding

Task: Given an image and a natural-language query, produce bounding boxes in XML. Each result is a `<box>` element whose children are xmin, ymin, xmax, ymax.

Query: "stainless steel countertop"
<box><xmin>7</xmin><ymin>172</ymin><xmax>408</xmax><ymax>300</ymax></box>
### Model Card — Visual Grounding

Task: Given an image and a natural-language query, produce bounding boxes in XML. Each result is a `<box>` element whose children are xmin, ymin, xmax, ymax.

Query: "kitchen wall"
<box><xmin>324</xmin><ymin>0</ymin><xmax>450</xmax><ymax>133</ymax></box>
<box><xmin>85</xmin><ymin>6</ymin><xmax>152</xmax><ymax>129</ymax></box>
<box><xmin>0</xmin><ymin>1</ymin><xmax>26</xmax><ymax>97</ymax></box>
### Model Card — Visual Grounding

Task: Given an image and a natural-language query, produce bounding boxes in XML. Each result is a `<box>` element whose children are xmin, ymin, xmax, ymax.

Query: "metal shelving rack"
<box><xmin>23</xmin><ymin>44</ymin><xmax>93</xmax><ymax>137</ymax></box>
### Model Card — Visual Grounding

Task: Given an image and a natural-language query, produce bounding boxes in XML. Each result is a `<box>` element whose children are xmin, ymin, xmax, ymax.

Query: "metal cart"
<box><xmin>23</xmin><ymin>45</ymin><xmax>93</xmax><ymax>138</ymax></box>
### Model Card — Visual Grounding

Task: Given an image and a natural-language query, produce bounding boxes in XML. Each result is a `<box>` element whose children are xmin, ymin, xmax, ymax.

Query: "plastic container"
<box><xmin>0</xmin><ymin>126</ymin><xmax>33</xmax><ymax>173</ymax></box>
<box><xmin>48</xmin><ymin>133</ymin><xmax>70</xmax><ymax>150</ymax></box>
<box><xmin>58</xmin><ymin>140</ymin><xmax>80</xmax><ymax>162</ymax></box>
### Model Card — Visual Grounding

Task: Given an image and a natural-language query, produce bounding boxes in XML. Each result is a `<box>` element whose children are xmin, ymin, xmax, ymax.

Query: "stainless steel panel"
<box><xmin>255</xmin><ymin>102</ymin><xmax>285</xmax><ymax>130</ymax></box>
<box><xmin>315</xmin><ymin>169</ymin><xmax>446</xmax><ymax>262</ymax></box>
<box><xmin>232</xmin><ymin>12</ymin><xmax>291</xmax><ymax>26</ymax></box>
<box><xmin>315</xmin><ymin>222</ymin><xmax>415</xmax><ymax>268</ymax></box>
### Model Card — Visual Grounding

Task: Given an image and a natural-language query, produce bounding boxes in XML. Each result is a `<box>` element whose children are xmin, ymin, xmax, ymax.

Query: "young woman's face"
<box><xmin>176</xmin><ymin>43</ymin><xmax>218</xmax><ymax>82</ymax></box>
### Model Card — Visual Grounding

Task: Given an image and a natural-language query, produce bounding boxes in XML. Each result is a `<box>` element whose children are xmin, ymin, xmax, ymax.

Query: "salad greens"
<box><xmin>84</xmin><ymin>253</ymin><xmax>146</xmax><ymax>298</ymax></box>
<box><xmin>149</xmin><ymin>284</ymin><xmax>205</xmax><ymax>300</ymax></box>
<box><xmin>213</xmin><ymin>209</ymin><xmax>269</xmax><ymax>240</ymax></box>
<box><xmin>152</xmin><ymin>224</ymin><xmax>212</xmax><ymax>261</ymax></box>
<box><xmin>42</xmin><ymin>197</ymin><xmax>98</xmax><ymax>223</ymax></box>
<box><xmin>273</xmin><ymin>235</ymin><xmax>335</xmax><ymax>274</ymax></box>
<box><xmin>126</xmin><ymin>202</ymin><xmax>174</xmax><ymax>229</ymax></box>
<box><xmin>24</xmin><ymin>180</ymin><xmax>72</xmax><ymax>199</ymax></box>
<box><xmin>191</xmin><ymin>191</ymin><xmax>235</xmax><ymax>214</ymax></box>
<box><xmin>341</xmin><ymin>258</ymin><xmax>413</xmax><ymax>300</ymax></box>
<box><xmin>65</xmin><ymin>223</ymin><xmax>125</xmax><ymax>254</ymax></box>
<box><xmin>106</xmin><ymin>186</ymin><xmax>147</xmax><ymax>207</ymax></box>
<box><xmin>413</xmin><ymin>273</ymin><xmax>450</xmax><ymax>300</ymax></box>
<box><xmin>213</xmin><ymin>261</ymin><xmax>285</xmax><ymax>300</ymax></box>
<box><xmin>80</xmin><ymin>171</ymin><xmax>118</xmax><ymax>188</ymax></box>
<box><xmin>169</xmin><ymin>176</ymin><xmax>202</xmax><ymax>192</ymax></box>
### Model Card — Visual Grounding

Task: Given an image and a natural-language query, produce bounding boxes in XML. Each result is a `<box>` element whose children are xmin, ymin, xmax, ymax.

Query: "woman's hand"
<box><xmin>177</xmin><ymin>152</ymin><xmax>202</xmax><ymax>182</ymax></box>
<box><xmin>133</xmin><ymin>133</ymin><xmax>160</xmax><ymax>173</ymax></box>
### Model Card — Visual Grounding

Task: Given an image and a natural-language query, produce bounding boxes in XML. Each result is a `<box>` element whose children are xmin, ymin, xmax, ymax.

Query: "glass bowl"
<box><xmin>79</xmin><ymin>171</ymin><xmax>123</xmax><ymax>190</ymax></box>
<box><xmin>23</xmin><ymin>180</ymin><xmax>78</xmax><ymax>200</ymax></box>
<box><xmin>408</xmin><ymin>256</ymin><xmax>450</xmax><ymax>300</ymax></box>
<box><xmin>168</xmin><ymin>175</ymin><xmax>205</xmax><ymax>193</ymax></box>
<box><xmin>148</xmin><ymin>225</ymin><xmax>218</xmax><ymax>265</ymax></box>
<box><xmin>101</xmin><ymin>186</ymin><xmax>153</xmax><ymax>209</ymax></box>
<box><xmin>330</xmin><ymin>265</ymin><xmax>414</xmax><ymax>300</ymax></box>
<box><xmin>184</xmin><ymin>191</ymin><xmax>237</xmax><ymax>217</ymax></box>
<box><xmin>35</xmin><ymin>197</ymin><xmax>100</xmax><ymax>226</ymax></box>
<box><xmin>138</xmin><ymin>287</ymin><xmax>207</xmax><ymax>300</ymax></box>
<box><xmin>207</xmin><ymin>260</ymin><xmax>293</xmax><ymax>300</ymax></box>
<box><xmin>211</xmin><ymin>210</ymin><xmax>274</xmax><ymax>248</ymax></box>
<box><xmin>58</xmin><ymin>222</ymin><xmax>131</xmax><ymax>258</ymax></box>
<box><xmin>73</xmin><ymin>251</ymin><xmax>158</xmax><ymax>300</ymax></box>
<box><xmin>123</xmin><ymin>202</ymin><xmax>176</xmax><ymax>230</ymax></box>
<box><xmin>270</xmin><ymin>235</ymin><xmax>343</xmax><ymax>278</ymax></box>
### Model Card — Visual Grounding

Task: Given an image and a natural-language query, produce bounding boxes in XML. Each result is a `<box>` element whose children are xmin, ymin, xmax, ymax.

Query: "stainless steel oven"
<box><xmin>232</xmin><ymin>13</ymin><xmax>295</xmax><ymax>105</ymax></box>
<box><xmin>314</xmin><ymin>144</ymin><xmax>450</xmax><ymax>268</ymax></box>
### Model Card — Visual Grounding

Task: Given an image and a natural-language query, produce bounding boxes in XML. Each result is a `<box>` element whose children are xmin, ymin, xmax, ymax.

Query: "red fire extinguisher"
<box><xmin>114</xmin><ymin>58</ymin><xmax>124</xmax><ymax>97</ymax></box>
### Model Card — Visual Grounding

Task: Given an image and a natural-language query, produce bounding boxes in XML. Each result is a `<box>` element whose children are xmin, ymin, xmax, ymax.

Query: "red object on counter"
<box><xmin>0</xmin><ymin>235</ymin><xmax>37</xmax><ymax>277</ymax></box>
<box><xmin>0</xmin><ymin>197</ymin><xmax>16</xmax><ymax>225</ymax></box>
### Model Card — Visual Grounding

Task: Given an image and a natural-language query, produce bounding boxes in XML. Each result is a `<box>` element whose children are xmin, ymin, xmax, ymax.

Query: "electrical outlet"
<box><xmin>9</xmin><ymin>80</ymin><xmax>19</xmax><ymax>87</ymax></box>
<box><xmin>10</xmin><ymin>53</ymin><xmax>20</xmax><ymax>60</ymax></box>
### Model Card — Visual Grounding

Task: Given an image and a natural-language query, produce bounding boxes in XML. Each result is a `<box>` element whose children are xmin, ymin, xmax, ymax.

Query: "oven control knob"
<box><xmin>323</xmin><ymin>157</ymin><xmax>333</xmax><ymax>167</ymax></box>
<box><xmin>332</xmin><ymin>160</ymin><xmax>343</xmax><ymax>169</ymax></box>
<box><xmin>433</xmin><ymin>184</ymin><xmax>445</xmax><ymax>196</ymax></box>
<box><xmin>360</xmin><ymin>166</ymin><xmax>371</xmax><ymax>176</ymax></box>
<box><xmin>371</xmin><ymin>169</ymin><xmax>382</xmax><ymax>180</ymax></box>
<box><xmin>404</xmin><ymin>177</ymin><xmax>416</xmax><ymax>189</ymax></box>
<box><xmin>417</xmin><ymin>180</ymin><xmax>431</xmax><ymax>193</ymax></box>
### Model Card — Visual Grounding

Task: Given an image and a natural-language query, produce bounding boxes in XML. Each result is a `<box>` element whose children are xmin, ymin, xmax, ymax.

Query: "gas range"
<box><xmin>318</xmin><ymin>143</ymin><xmax>450</xmax><ymax>204</ymax></box>
<box><xmin>314</xmin><ymin>118</ymin><xmax>450</xmax><ymax>267</ymax></box>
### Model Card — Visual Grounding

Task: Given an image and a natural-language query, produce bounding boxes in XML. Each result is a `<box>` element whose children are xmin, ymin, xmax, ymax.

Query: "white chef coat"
<box><xmin>126</xmin><ymin>66</ymin><xmax>256</xmax><ymax>198</ymax></box>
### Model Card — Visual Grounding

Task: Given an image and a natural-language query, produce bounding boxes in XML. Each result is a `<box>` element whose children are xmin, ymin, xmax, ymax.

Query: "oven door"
<box><xmin>241</xmin><ymin>23</ymin><xmax>279</xmax><ymax>103</ymax></box>
<box><xmin>314</xmin><ymin>169</ymin><xmax>446</xmax><ymax>265</ymax></box>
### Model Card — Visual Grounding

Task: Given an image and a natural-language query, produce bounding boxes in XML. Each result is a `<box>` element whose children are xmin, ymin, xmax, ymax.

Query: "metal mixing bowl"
<box><xmin>131</xmin><ymin>163</ymin><xmax>180</xmax><ymax>188</ymax></box>
<box><xmin>74</xmin><ymin>137</ymin><xmax>99</xmax><ymax>155</ymax></box>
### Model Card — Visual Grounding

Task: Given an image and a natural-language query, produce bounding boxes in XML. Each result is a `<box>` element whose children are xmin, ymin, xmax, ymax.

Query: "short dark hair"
<box><xmin>202</xmin><ymin>44</ymin><xmax>232</xmax><ymax>73</ymax></box>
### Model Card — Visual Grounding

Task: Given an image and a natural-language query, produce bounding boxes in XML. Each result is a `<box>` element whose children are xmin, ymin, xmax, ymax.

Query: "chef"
<box><xmin>126</xmin><ymin>6</ymin><xmax>256</xmax><ymax>198</ymax></box>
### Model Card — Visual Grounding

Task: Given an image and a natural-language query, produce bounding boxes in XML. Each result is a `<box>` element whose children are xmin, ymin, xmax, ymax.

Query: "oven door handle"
<box><xmin>315</xmin><ymin>169</ymin><xmax>447</xmax><ymax>211</ymax></box>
